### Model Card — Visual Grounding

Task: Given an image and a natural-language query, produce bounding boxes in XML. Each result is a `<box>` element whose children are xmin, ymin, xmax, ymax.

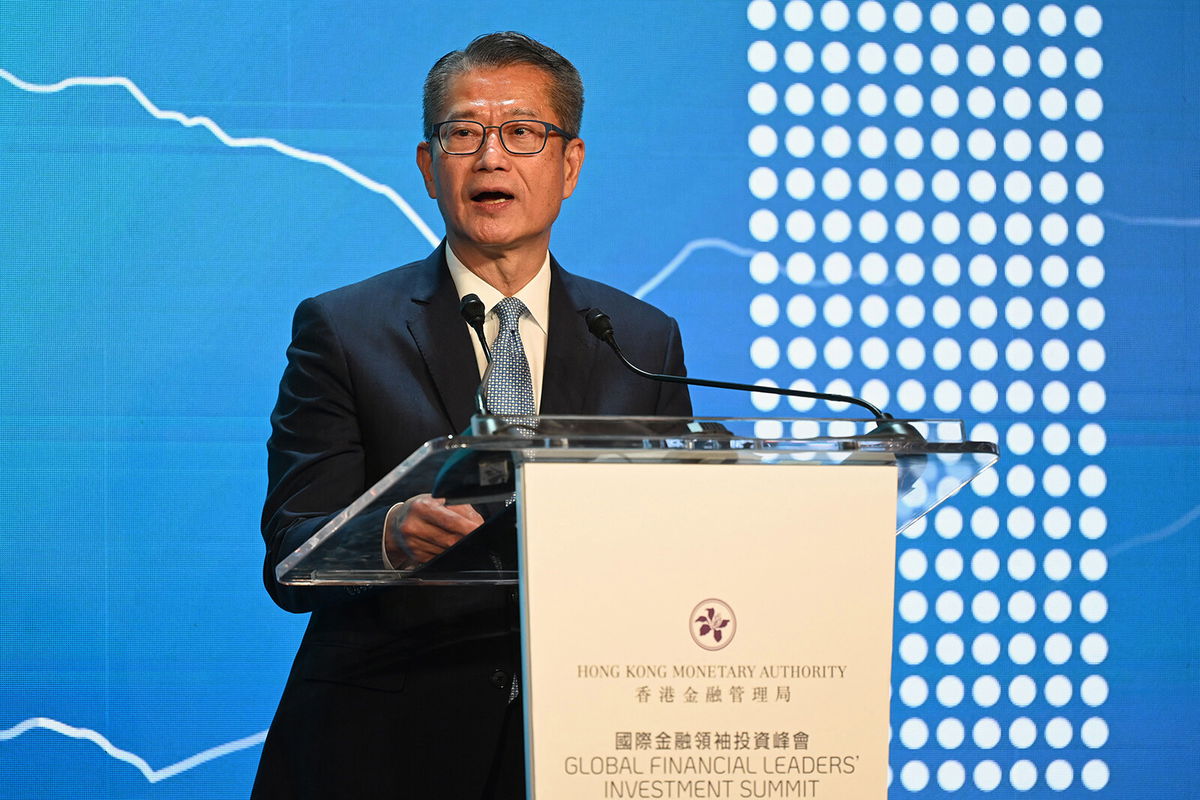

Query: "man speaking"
<box><xmin>253</xmin><ymin>32</ymin><xmax>690</xmax><ymax>798</ymax></box>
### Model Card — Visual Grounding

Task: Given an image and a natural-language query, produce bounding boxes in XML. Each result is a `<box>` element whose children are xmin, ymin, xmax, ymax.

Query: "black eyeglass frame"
<box><xmin>431</xmin><ymin>119</ymin><xmax>577</xmax><ymax>156</ymax></box>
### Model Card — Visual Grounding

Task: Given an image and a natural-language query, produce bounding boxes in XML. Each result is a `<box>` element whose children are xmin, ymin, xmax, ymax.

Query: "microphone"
<box><xmin>459</xmin><ymin>294</ymin><xmax>492</xmax><ymax>416</ymax></box>
<box><xmin>583</xmin><ymin>307</ymin><xmax>927</xmax><ymax>490</ymax></box>
<box><xmin>432</xmin><ymin>295</ymin><xmax>513</xmax><ymax>503</ymax></box>
<box><xmin>584</xmin><ymin>307</ymin><xmax>888</xmax><ymax>418</ymax></box>
<box><xmin>459</xmin><ymin>293</ymin><xmax>491</xmax><ymax>362</ymax></box>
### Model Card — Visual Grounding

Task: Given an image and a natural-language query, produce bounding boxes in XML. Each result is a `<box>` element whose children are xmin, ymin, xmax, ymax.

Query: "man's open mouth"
<box><xmin>472</xmin><ymin>191</ymin><xmax>513</xmax><ymax>204</ymax></box>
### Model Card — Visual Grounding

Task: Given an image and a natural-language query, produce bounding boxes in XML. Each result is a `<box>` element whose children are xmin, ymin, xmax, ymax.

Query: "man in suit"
<box><xmin>252</xmin><ymin>32</ymin><xmax>690</xmax><ymax>799</ymax></box>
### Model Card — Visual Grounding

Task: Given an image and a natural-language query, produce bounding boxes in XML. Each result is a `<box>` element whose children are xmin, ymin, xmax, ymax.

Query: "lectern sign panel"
<box><xmin>519</xmin><ymin>461</ymin><xmax>898</xmax><ymax>800</ymax></box>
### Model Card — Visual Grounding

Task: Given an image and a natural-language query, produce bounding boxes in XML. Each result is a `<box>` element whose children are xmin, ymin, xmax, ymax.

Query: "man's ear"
<box><xmin>416</xmin><ymin>141</ymin><xmax>437</xmax><ymax>199</ymax></box>
<box><xmin>561</xmin><ymin>136</ymin><xmax>585</xmax><ymax>200</ymax></box>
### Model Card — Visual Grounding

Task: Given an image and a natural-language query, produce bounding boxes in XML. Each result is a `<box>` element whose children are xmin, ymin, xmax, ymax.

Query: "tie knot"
<box><xmin>494</xmin><ymin>297</ymin><xmax>527</xmax><ymax>331</ymax></box>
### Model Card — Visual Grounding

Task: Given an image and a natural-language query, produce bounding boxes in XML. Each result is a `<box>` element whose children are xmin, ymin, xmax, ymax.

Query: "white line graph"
<box><xmin>1108</xmin><ymin>502</ymin><xmax>1200</xmax><ymax>557</ymax></box>
<box><xmin>0</xmin><ymin>67</ymin><xmax>753</xmax><ymax>300</ymax></box>
<box><xmin>0</xmin><ymin>67</ymin><xmax>442</xmax><ymax>247</ymax></box>
<box><xmin>0</xmin><ymin>717</ymin><xmax>267</xmax><ymax>783</ymax></box>
<box><xmin>1102</xmin><ymin>211</ymin><xmax>1200</xmax><ymax>227</ymax></box>
<box><xmin>0</xmin><ymin>67</ymin><xmax>758</xmax><ymax>783</ymax></box>
<box><xmin>634</xmin><ymin>237</ymin><xmax>759</xmax><ymax>299</ymax></box>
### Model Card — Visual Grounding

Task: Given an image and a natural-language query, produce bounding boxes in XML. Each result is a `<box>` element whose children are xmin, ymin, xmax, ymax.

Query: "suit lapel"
<box><xmin>404</xmin><ymin>246</ymin><xmax>480</xmax><ymax>432</ymax></box>
<box><xmin>541</xmin><ymin>257</ymin><xmax>601</xmax><ymax>415</ymax></box>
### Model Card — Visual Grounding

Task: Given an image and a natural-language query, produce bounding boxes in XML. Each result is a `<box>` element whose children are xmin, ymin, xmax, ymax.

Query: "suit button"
<box><xmin>490</xmin><ymin>669</ymin><xmax>509</xmax><ymax>689</ymax></box>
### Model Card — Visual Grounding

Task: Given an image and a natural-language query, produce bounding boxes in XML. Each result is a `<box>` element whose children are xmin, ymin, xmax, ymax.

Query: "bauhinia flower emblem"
<box><xmin>689</xmin><ymin>599</ymin><xmax>737</xmax><ymax>651</ymax></box>
<box><xmin>695</xmin><ymin>607</ymin><xmax>730</xmax><ymax>643</ymax></box>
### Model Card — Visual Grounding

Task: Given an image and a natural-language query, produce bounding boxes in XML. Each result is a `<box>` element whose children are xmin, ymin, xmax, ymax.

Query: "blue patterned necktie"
<box><xmin>484</xmin><ymin>297</ymin><xmax>536</xmax><ymax>417</ymax></box>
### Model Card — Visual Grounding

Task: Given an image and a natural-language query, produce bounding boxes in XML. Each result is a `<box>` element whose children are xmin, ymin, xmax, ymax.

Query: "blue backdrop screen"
<box><xmin>1</xmin><ymin>2</ymin><xmax>1197</xmax><ymax>797</ymax></box>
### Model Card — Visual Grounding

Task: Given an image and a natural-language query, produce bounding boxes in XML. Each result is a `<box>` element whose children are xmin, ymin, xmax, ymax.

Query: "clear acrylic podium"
<box><xmin>275</xmin><ymin>415</ymin><xmax>998</xmax><ymax>587</ymax></box>
<box><xmin>275</xmin><ymin>415</ymin><xmax>997</xmax><ymax>799</ymax></box>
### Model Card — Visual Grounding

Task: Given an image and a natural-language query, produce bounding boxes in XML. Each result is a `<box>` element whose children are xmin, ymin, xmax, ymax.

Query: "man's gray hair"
<box><xmin>423</xmin><ymin>31</ymin><xmax>584</xmax><ymax>140</ymax></box>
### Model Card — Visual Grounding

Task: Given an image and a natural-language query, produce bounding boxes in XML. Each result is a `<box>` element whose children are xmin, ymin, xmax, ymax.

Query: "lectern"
<box><xmin>277</xmin><ymin>415</ymin><xmax>997</xmax><ymax>799</ymax></box>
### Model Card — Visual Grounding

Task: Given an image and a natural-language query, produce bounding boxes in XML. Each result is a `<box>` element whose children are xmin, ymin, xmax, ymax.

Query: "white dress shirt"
<box><xmin>445</xmin><ymin>245</ymin><xmax>550</xmax><ymax>413</ymax></box>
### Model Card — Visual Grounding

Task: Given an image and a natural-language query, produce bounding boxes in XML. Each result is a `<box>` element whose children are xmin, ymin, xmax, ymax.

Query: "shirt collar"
<box><xmin>445</xmin><ymin>245</ymin><xmax>551</xmax><ymax>334</ymax></box>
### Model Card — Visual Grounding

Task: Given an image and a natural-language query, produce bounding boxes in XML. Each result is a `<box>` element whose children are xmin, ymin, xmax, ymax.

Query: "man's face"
<box><xmin>417</xmin><ymin>64</ymin><xmax>584</xmax><ymax>262</ymax></box>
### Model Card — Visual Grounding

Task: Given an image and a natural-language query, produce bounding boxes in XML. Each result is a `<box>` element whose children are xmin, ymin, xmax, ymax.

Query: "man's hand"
<box><xmin>385</xmin><ymin>494</ymin><xmax>484</xmax><ymax>567</ymax></box>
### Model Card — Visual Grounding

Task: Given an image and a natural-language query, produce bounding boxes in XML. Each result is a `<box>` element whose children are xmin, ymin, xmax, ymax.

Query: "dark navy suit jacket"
<box><xmin>252</xmin><ymin>246</ymin><xmax>690</xmax><ymax>798</ymax></box>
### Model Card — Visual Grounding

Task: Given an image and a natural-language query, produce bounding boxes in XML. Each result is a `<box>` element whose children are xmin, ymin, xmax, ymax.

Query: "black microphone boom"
<box><xmin>433</xmin><ymin>293</ymin><xmax>515</xmax><ymax>501</ymax></box>
<box><xmin>459</xmin><ymin>293</ymin><xmax>490</xmax><ymax>361</ymax></box>
<box><xmin>584</xmin><ymin>307</ymin><xmax>887</xmax><ymax>419</ymax></box>
<box><xmin>459</xmin><ymin>293</ymin><xmax>494</xmax><ymax>416</ymax></box>
<box><xmin>584</xmin><ymin>306</ymin><xmax>928</xmax><ymax>492</ymax></box>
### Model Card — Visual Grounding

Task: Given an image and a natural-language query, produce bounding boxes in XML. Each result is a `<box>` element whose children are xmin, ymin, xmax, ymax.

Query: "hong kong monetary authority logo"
<box><xmin>689</xmin><ymin>599</ymin><xmax>736</xmax><ymax>651</ymax></box>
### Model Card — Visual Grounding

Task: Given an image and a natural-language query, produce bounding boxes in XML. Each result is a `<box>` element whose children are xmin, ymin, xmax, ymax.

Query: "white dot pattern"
<box><xmin>744</xmin><ymin>2</ymin><xmax>1108</xmax><ymax>790</ymax></box>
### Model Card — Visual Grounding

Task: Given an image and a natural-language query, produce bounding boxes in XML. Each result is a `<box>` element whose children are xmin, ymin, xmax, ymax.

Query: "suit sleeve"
<box><xmin>654</xmin><ymin>316</ymin><xmax>693</xmax><ymax>417</ymax></box>
<box><xmin>261</xmin><ymin>297</ymin><xmax>369</xmax><ymax>613</ymax></box>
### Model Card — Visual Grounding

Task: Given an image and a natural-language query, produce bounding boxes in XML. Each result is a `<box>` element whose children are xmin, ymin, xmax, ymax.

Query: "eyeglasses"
<box><xmin>432</xmin><ymin>119</ymin><xmax>576</xmax><ymax>155</ymax></box>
